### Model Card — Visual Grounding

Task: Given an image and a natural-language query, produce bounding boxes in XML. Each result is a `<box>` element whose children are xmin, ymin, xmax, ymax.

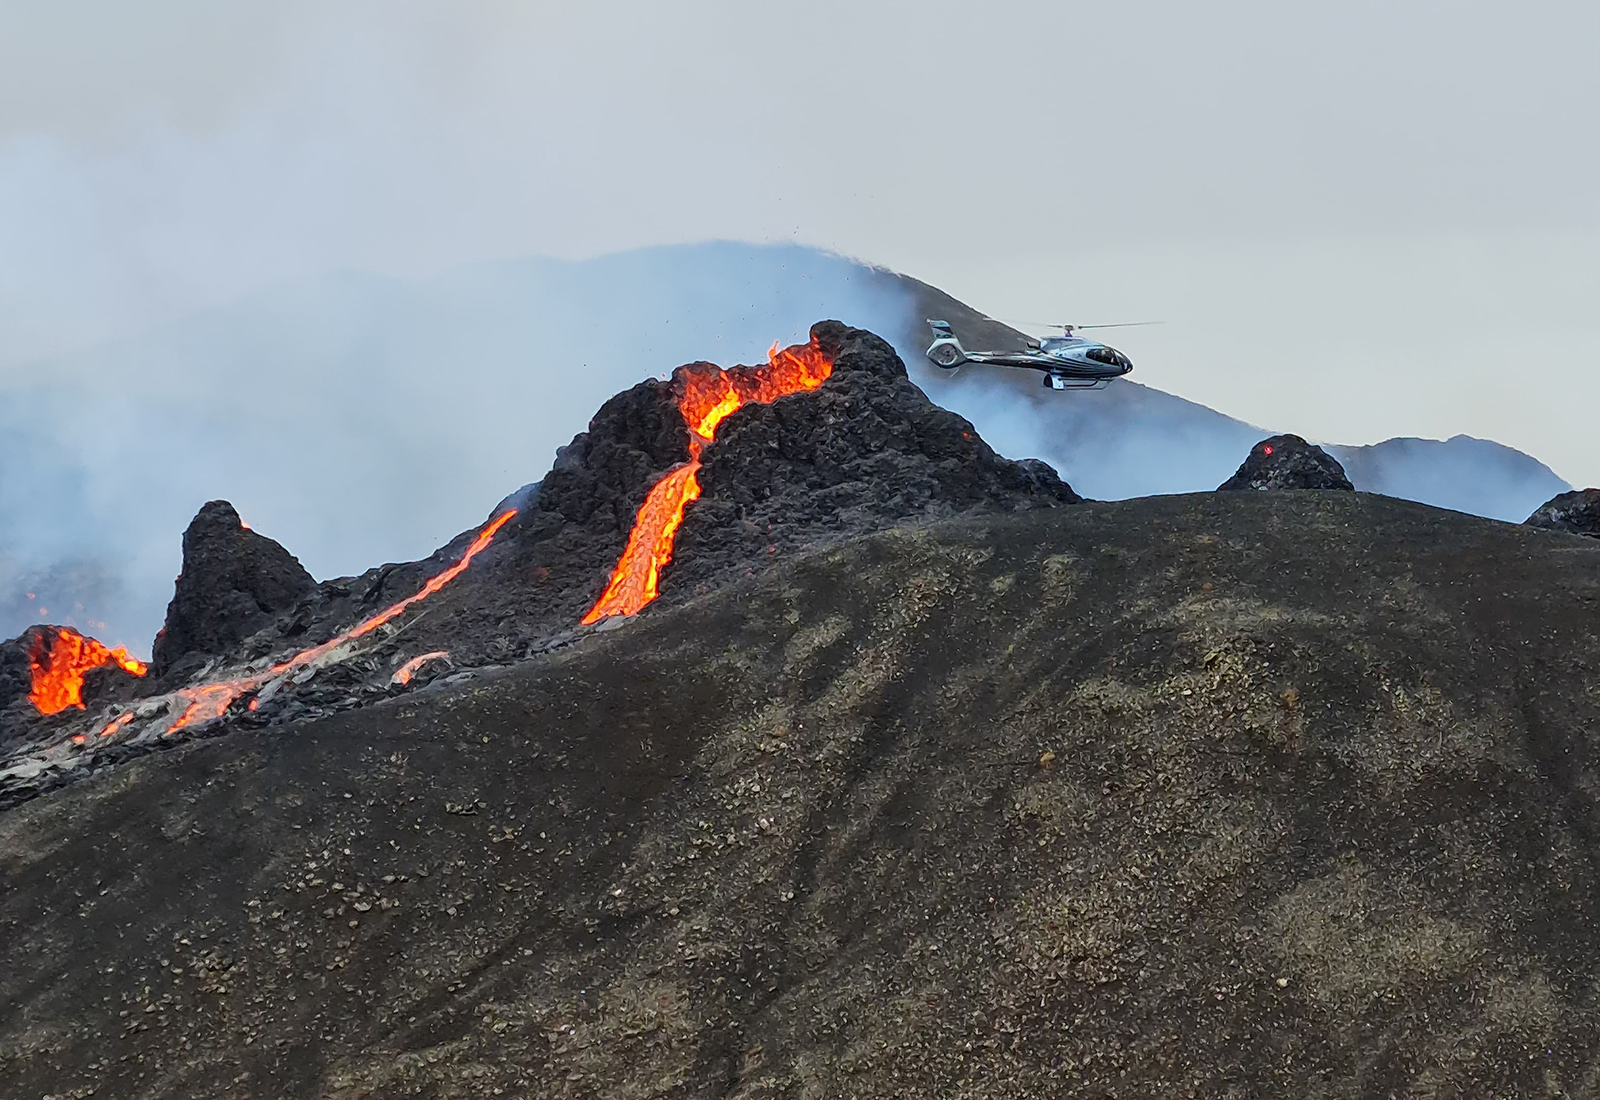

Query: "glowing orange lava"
<box><xmin>98</xmin><ymin>712</ymin><xmax>135</xmax><ymax>738</ymax></box>
<box><xmin>392</xmin><ymin>650</ymin><xmax>451</xmax><ymax>686</ymax></box>
<box><xmin>28</xmin><ymin>627</ymin><xmax>149</xmax><ymax>716</ymax></box>
<box><xmin>160</xmin><ymin>509</ymin><xmax>517</xmax><ymax>732</ymax></box>
<box><xmin>582</xmin><ymin>338</ymin><xmax>832</xmax><ymax>624</ymax></box>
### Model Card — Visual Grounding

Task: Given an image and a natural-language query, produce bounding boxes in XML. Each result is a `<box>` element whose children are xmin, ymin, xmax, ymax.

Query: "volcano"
<box><xmin>5</xmin><ymin>322</ymin><xmax>1600</xmax><ymax>1096</ymax></box>
<box><xmin>0</xmin><ymin>322</ymin><xmax>1074</xmax><ymax>800</ymax></box>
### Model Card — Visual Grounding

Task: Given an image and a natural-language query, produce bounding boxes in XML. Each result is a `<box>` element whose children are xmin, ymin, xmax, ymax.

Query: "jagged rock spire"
<box><xmin>152</xmin><ymin>500</ymin><xmax>316</xmax><ymax>676</ymax></box>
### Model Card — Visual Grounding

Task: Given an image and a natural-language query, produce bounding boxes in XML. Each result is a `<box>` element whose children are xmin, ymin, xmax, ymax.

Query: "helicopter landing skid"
<box><xmin>1045</xmin><ymin>374</ymin><xmax>1109</xmax><ymax>391</ymax></box>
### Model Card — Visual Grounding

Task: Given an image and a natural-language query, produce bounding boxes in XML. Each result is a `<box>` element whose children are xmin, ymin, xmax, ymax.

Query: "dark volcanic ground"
<box><xmin>5</xmin><ymin>492</ymin><xmax>1600</xmax><ymax>1098</ymax></box>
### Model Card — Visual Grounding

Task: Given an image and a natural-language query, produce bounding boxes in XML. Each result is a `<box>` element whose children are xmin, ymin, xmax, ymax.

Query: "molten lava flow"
<box><xmin>99</xmin><ymin>712</ymin><xmax>135</xmax><ymax>738</ymax></box>
<box><xmin>163</xmin><ymin>509</ymin><xmax>517</xmax><ymax>732</ymax></box>
<box><xmin>582</xmin><ymin>464</ymin><xmax>701</xmax><ymax>622</ymax></box>
<box><xmin>392</xmin><ymin>650</ymin><xmax>451</xmax><ymax>686</ymax></box>
<box><xmin>28</xmin><ymin>627</ymin><xmax>149</xmax><ymax>716</ymax></box>
<box><xmin>582</xmin><ymin>338</ymin><xmax>833</xmax><ymax>624</ymax></box>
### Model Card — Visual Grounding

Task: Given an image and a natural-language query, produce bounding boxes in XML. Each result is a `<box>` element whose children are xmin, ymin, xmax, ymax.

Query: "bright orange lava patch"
<box><xmin>392</xmin><ymin>650</ymin><xmax>450</xmax><ymax>686</ymax></box>
<box><xmin>582</xmin><ymin>338</ymin><xmax>833</xmax><ymax>624</ymax></box>
<box><xmin>28</xmin><ymin>627</ymin><xmax>148</xmax><ymax>715</ymax></box>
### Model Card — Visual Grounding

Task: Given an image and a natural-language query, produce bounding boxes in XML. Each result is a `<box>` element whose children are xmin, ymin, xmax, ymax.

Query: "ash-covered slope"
<box><xmin>5</xmin><ymin>493</ymin><xmax>1600</xmax><ymax>1098</ymax></box>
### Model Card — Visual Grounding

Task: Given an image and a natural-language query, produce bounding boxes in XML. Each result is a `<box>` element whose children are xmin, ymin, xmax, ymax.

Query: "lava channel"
<box><xmin>155</xmin><ymin>508</ymin><xmax>517</xmax><ymax>732</ymax></box>
<box><xmin>392</xmin><ymin>650</ymin><xmax>451</xmax><ymax>686</ymax></box>
<box><xmin>28</xmin><ymin>627</ymin><xmax>149</xmax><ymax>716</ymax></box>
<box><xmin>582</xmin><ymin>337</ymin><xmax>833</xmax><ymax>624</ymax></box>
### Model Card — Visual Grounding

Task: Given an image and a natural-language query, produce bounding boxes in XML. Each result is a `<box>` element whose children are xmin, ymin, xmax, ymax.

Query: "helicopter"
<box><xmin>924</xmin><ymin>319</ymin><xmax>1147</xmax><ymax>389</ymax></box>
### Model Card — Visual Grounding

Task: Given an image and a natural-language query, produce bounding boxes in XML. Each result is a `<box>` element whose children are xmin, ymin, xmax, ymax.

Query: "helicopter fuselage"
<box><xmin>925</xmin><ymin>321</ymin><xmax>1133</xmax><ymax>390</ymax></box>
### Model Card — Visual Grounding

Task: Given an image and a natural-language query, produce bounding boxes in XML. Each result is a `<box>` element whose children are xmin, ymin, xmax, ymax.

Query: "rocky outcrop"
<box><xmin>151</xmin><ymin>501</ymin><xmax>317</xmax><ymax>677</ymax></box>
<box><xmin>0</xmin><ymin>630</ymin><xmax>30</xmax><ymax>710</ymax></box>
<box><xmin>670</xmin><ymin>322</ymin><xmax>1077</xmax><ymax>592</ymax></box>
<box><xmin>1524</xmin><ymin>488</ymin><xmax>1600</xmax><ymax>537</ymax></box>
<box><xmin>1218</xmin><ymin>434</ymin><xmax>1354</xmax><ymax>492</ymax></box>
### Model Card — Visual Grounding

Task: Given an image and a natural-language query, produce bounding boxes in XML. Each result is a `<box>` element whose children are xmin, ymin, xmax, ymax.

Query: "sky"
<box><xmin>2</xmin><ymin>0</ymin><xmax>1597</xmax><ymax>485</ymax></box>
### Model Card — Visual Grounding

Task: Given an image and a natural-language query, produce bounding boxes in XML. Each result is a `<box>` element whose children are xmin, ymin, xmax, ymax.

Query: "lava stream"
<box><xmin>392</xmin><ymin>650</ymin><xmax>451</xmax><ymax>686</ymax></box>
<box><xmin>582</xmin><ymin>338</ymin><xmax>833</xmax><ymax>624</ymax></box>
<box><xmin>161</xmin><ymin>509</ymin><xmax>517</xmax><ymax>732</ymax></box>
<box><xmin>28</xmin><ymin>628</ymin><xmax>149</xmax><ymax>716</ymax></box>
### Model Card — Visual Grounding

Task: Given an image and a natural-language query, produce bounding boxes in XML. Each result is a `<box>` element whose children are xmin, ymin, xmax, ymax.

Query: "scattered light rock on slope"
<box><xmin>4</xmin><ymin>492</ymin><xmax>1600</xmax><ymax>1098</ymax></box>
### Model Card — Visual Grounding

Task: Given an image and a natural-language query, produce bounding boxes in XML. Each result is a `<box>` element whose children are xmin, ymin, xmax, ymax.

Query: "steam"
<box><xmin>904</xmin><ymin>360</ymin><xmax>1266</xmax><ymax>501</ymax></box>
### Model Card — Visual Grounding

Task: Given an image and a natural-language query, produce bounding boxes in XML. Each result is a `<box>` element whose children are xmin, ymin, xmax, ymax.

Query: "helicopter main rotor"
<box><xmin>1001</xmin><ymin>319</ymin><xmax>1164</xmax><ymax>337</ymax></box>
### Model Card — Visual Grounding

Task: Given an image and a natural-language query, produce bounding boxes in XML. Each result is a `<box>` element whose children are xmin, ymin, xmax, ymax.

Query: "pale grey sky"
<box><xmin>2</xmin><ymin>0</ymin><xmax>1597</xmax><ymax>483</ymax></box>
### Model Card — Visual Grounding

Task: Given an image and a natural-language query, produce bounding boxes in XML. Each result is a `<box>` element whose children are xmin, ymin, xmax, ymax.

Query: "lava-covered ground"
<box><xmin>4</xmin><ymin>492</ymin><xmax>1600</xmax><ymax>1097</ymax></box>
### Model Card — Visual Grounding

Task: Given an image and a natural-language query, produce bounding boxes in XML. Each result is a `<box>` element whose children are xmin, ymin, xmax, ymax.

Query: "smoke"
<box><xmin>906</xmin><ymin>363</ymin><xmax>1265</xmax><ymax>501</ymax></box>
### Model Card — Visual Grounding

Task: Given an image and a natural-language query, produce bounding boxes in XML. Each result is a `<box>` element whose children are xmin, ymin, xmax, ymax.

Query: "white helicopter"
<box><xmin>925</xmin><ymin>319</ymin><xmax>1152</xmax><ymax>389</ymax></box>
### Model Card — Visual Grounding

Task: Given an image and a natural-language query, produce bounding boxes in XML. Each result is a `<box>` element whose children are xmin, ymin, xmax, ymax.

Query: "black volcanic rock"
<box><xmin>0</xmin><ymin>631</ymin><xmax>37</xmax><ymax>753</ymax></box>
<box><xmin>1219</xmin><ymin>434</ymin><xmax>1354</xmax><ymax>492</ymax></box>
<box><xmin>669</xmin><ymin>322</ymin><xmax>1078</xmax><ymax>592</ymax></box>
<box><xmin>1524</xmin><ymin>488</ymin><xmax>1600</xmax><ymax>538</ymax></box>
<box><xmin>536</xmin><ymin>381</ymin><xmax>688</xmax><ymax>531</ymax></box>
<box><xmin>151</xmin><ymin>501</ymin><xmax>317</xmax><ymax>676</ymax></box>
<box><xmin>0</xmin><ymin>630</ymin><xmax>29</xmax><ymax>709</ymax></box>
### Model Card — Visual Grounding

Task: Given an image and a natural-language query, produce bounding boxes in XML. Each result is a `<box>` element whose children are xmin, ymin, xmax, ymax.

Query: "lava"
<box><xmin>27</xmin><ymin>627</ymin><xmax>149</xmax><ymax>716</ymax></box>
<box><xmin>159</xmin><ymin>509</ymin><xmax>517</xmax><ymax>733</ymax></box>
<box><xmin>98</xmin><ymin>712</ymin><xmax>135</xmax><ymax>738</ymax></box>
<box><xmin>392</xmin><ymin>650</ymin><xmax>451</xmax><ymax>686</ymax></box>
<box><xmin>582</xmin><ymin>338</ymin><xmax>833</xmax><ymax>624</ymax></box>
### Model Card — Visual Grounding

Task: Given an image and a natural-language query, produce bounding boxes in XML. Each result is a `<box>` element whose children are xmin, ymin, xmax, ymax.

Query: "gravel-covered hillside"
<box><xmin>5</xmin><ymin>491</ymin><xmax>1600</xmax><ymax>1098</ymax></box>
